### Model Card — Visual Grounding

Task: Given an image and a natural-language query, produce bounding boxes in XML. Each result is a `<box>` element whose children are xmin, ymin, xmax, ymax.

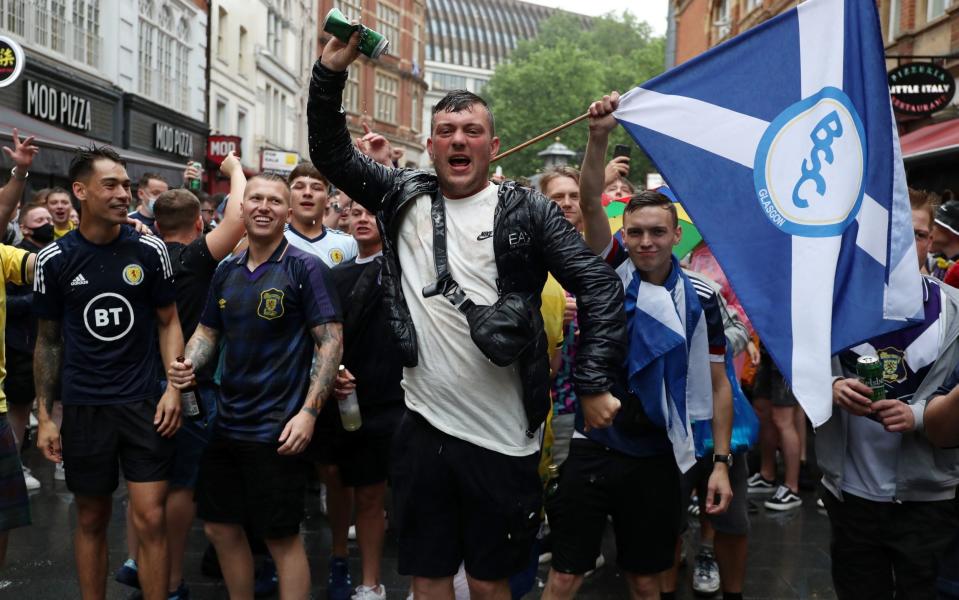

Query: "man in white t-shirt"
<box><xmin>308</xmin><ymin>34</ymin><xmax>626</xmax><ymax>600</ymax></box>
<box><xmin>284</xmin><ymin>161</ymin><xmax>357</xmax><ymax>268</ymax></box>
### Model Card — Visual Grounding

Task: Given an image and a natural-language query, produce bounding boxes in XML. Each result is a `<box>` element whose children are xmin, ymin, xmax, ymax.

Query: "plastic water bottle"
<box><xmin>337</xmin><ymin>365</ymin><xmax>362</xmax><ymax>432</ymax></box>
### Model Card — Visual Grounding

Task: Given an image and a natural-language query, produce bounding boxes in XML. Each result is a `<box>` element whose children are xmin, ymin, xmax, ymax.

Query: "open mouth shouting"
<box><xmin>448</xmin><ymin>154</ymin><xmax>472</xmax><ymax>174</ymax></box>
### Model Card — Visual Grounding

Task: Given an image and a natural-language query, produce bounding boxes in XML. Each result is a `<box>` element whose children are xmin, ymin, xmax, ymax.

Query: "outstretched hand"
<box><xmin>3</xmin><ymin>128</ymin><xmax>39</xmax><ymax>172</ymax></box>
<box><xmin>587</xmin><ymin>92</ymin><xmax>621</xmax><ymax>137</ymax></box>
<box><xmin>355</xmin><ymin>122</ymin><xmax>394</xmax><ymax>166</ymax></box>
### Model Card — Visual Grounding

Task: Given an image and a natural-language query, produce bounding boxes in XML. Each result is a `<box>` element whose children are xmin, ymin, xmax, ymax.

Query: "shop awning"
<box><xmin>899</xmin><ymin>118</ymin><xmax>959</xmax><ymax>162</ymax></box>
<box><xmin>0</xmin><ymin>106</ymin><xmax>188</xmax><ymax>185</ymax></box>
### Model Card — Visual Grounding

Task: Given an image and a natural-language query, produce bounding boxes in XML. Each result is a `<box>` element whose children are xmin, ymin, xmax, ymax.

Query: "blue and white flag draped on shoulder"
<box><xmin>613</xmin><ymin>0</ymin><xmax>923</xmax><ymax>426</ymax></box>
<box><xmin>619</xmin><ymin>255</ymin><xmax>712</xmax><ymax>471</ymax></box>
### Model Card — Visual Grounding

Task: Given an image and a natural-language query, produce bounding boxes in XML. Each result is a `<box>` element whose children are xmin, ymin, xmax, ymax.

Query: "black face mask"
<box><xmin>30</xmin><ymin>223</ymin><xmax>55</xmax><ymax>244</ymax></box>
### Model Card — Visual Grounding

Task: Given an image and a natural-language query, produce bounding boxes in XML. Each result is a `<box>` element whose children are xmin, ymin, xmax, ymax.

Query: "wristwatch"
<box><xmin>712</xmin><ymin>453</ymin><xmax>734</xmax><ymax>466</ymax></box>
<box><xmin>10</xmin><ymin>166</ymin><xmax>27</xmax><ymax>181</ymax></box>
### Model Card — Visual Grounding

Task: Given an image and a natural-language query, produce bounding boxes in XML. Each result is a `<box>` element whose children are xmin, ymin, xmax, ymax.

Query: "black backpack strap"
<box><xmin>421</xmin><ymin>190</ymin><xmax>475</xmax><ymax>313</ymax></box>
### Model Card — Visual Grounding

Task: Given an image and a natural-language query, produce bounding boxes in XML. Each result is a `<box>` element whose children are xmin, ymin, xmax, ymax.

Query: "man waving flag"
<box><xmin>614</xmin><ymin>0</ymin><xmax>923</xmax><ymax>426</ymax></box>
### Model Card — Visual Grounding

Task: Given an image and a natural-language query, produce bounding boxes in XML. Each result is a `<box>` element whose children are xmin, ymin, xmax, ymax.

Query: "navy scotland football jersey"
<box><xmin>33</xmin><ymin>226</ymin><xmax>177</xmax><ymax>405</ymax></box>
<box><xmin>201</xmin><ymin>239</ymin><xmax>341</xmax><ymax>443</ymax></box>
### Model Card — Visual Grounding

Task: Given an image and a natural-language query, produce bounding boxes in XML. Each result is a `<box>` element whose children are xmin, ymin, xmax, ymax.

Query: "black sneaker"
<box><xmin>746</xmin><ymin>473</ymin><xmax>776</xmax><ymax>495</ymax></box>
<box><xmin>764</xmin><ymin>485</ymin><xmax>802</xmax><ymax>511</ymax></box>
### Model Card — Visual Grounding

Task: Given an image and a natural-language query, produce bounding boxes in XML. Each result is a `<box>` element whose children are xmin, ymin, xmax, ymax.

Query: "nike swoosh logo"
<box><xmin>476</xmin><ymin>231</ymin><xmax>493</xmax><ymax>241</ymax></box>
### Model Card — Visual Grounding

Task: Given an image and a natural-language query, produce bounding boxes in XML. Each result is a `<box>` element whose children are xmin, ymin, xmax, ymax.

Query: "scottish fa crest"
<box><xmin>257</xmin><ymin>288</ymin><xmax>285</xmax><ymax>320</ymax></box>
<box><xmin>753</xmin><ymin>87</ymin><xmax>867</xmax><ymax>237</ymax></box>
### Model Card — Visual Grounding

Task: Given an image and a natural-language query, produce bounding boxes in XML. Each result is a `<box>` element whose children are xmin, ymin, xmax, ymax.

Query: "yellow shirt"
<box><xmin>53</xmin><ymin>222</ymin><xmax>75</xmax><ymax>239</ymax></box>
<box><xmin>540</xmin><ymin>275</ymin><xmax>566</xmax><ymax>361</ymax></box>
<box><xmin>0</xmin><ymin>244</ymin><xmax>31</xmax><ymax>414</ymax></box>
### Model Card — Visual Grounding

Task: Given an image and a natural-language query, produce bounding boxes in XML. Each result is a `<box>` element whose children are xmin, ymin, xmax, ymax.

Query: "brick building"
<box><xmin>317</xmin><ymin>0</ymin><xmax>428</xmax><ymax>167</ymax></box>
<box><xmin>668</xmin><ymin>0</ymin><xmax>959</xmax><ymax>192</ymax></box>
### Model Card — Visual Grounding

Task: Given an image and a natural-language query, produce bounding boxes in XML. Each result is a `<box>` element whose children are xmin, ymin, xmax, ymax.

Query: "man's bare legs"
<box><xmin>74</xmin><ymin>495</ymin><xmax>112</xmax><ymax>600</ymax></box>
<box><xmin>753</xmin><ymin>396</ymin><xmax>778</xmax><ymax>483</ymax></box>
<box><xmin>127</xmin><ymin>480</ymin><xmax>170</xmax><ymax>600</ymax></box>
<box><xmin>204</xmin><ymin>522</ymin><xmax>254</xmax><ymax>599</ymax></box>
<box><xmin>321</xmin><ymin>464</ymin><xmax>353</xmax><ymax>559</ymax></box>
<box><xmin>771</xmin><ymin>405</ymin><xmax>800</xmax><ymax>493</ymax></box>
<box><xmin>166</xmin><ymin>487</ymin><xmax>196</xmax><ymax>592</ymax></box>
<box><xmin>543</xmin><ymin>569</ymin><xmax>586</xmax><ymax>599</ymax></box>
<box><xmin>714</xmin><ymin>530</ymin><xmax>748</xmax><ymax>595</ymax></box>
<box><xmin>412</xmin><ymin>575</ymin><xmax>455</xmax><ymax>600</ymax></box>
<box><xmin>465</xmin><ymin>574</ymin><xmax>511</xmax><ymax>600</ymax></box>
<box><xmin>264</xmin><ymin>534</ymin><xmax>311</xmax><ymax>600</ymax></box>
<box><xmin>355</xmin><ymin>482</ymin><xmax>387</xmax><ymax>588</ymax></box>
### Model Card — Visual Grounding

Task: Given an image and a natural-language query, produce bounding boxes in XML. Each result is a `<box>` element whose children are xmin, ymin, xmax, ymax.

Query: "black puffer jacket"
<box><xmin>308</xmin><ymin>61</ymin><xmax>626</xmax><ymax>436</ymax></box>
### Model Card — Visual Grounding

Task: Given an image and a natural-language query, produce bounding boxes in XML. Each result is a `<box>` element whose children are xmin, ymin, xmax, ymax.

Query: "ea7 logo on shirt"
<box><xmin>83</xmin><ymin>293</ymin><xmax>135</xmax><ymax>342</ymax></box>
<box><xmin>257</xmin><ymin>288</ymin><xmax>285</xmax><ymax>320</ymax></box>
<box><xmin>122</xmin><ymin>264</ymin><xmax>144</xmax><ymax>286</ymax></box>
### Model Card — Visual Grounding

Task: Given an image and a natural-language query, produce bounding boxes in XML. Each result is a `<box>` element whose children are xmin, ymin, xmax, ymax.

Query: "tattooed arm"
<box><xmin>168</xmin><ymin>324</ymin><xmax>220</xmax><ymax>389</ymax></box>
<box><xmin>304</xmin><ymin>322</ymin><xmax>344</xmax><ymax>413</ymax></box>
<box><xmin>34</xmin><ymin>319</ymin><xmax>63</xmax><ymax>462</ymax></box>
<box><xmin>277</xmin><ymin>321</ymin><xmax>344</xmax><ymax>455</ymax></box>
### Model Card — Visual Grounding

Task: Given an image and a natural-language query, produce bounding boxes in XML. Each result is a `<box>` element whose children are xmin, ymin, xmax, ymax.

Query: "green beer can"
<box><xmin>856</xmin><ymin>355</ymin><xmax>886</xmax><ymax>402</ymax></box>
<box><xmin>323</xmin><ymin>8</ymin><xmax>390</xmax><ymax>59</ymax></box>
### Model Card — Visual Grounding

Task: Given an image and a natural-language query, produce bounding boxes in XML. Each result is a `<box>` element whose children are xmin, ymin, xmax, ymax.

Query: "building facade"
<box><xmin>669</xmin><ymin>0</ymin><xmax>959</xmax><ymax>192</ymax></box>
<box><xmin>420</xmin><ymin>0</ymin><xmax>590</xmax><ymax>167</ymax></box>
<box><xmin>207</xmin><ymin>0</ymin><xmax>317</xmax><ymax>191</ymax></box>
<box><xmin>314</xmin><ymin>0</ymin><xmax>427</xmax><ymax>168</ymax></box>
<box><xmin>0</xmin><ymin>0</ymin><xmax>208</xmax><ymax>190</ymax></box>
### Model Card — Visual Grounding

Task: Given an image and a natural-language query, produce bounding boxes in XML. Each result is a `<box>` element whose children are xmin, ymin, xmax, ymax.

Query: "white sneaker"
<box><xmin>54</xmin><ymin>462</ymin><xmax>66</xmax><ymax>481</ymax></box>
<box><xmin>352</xmin><ymin>584</ymin><xmax>386</xmax><ymax>600</ymax></box>
<box><xmin>22</xmin><ymin>467</ymin><xmax>40</xmax><ymax>491</ymax></box>
<box><xmin>692</xmin><ymin>548</ymin><xmax>721</xmax><ymax>594</ymax></box>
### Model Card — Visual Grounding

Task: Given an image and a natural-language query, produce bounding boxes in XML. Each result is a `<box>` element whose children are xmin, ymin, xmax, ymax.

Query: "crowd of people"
<box><xmin>0</xmin><ymin>30</ymin><xmax>957</xmax><ymax>600</ymax></box>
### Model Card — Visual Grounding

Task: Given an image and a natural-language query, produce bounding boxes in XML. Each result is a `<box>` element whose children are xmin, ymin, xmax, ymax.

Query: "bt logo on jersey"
<box><xmin>83</xmin><ymin>292</ymin><xmax>135</xmax><ymax>341</ymax></box>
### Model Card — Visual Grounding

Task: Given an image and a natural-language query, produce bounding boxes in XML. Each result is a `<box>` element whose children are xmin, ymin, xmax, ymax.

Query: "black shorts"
<box><xmin>753</xmin><ymin>353</ymin><xmax>797</xmax><ymax>407</ymax></box>
<box><xmin>679</xmin><ymin>452</ymin><xmax>750</xmax><ymax>536</ymax></box>
<box><xmin>195</xmin><ymin>435</ymin><xmax>309</xmax><ymax>540</ymax></box>
<box><xmin>390</xmin><ymin>411</ymin><xmax>542</xmax><ymax>581</ymax></box>
<box><xmin>546</xmin><ymin>438</ymin><xmax>681</xmax><ymax>575</ymax></box>
<box><xmin>334</xmin><ymin>406</ymin><xmax>402</xmax><ymax>487</ymax></box>
<box><xmin>61</xmin><ymin>399</ymin><xmax>175</xmax><ymax>496</ymax></box>
<box><xmin>4</xmin><ymin>348</ymin><xmax>35</xmax><ymax>407</ymax></box>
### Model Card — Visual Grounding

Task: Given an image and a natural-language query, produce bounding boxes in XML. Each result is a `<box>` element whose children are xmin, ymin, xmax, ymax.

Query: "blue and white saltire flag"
<box><xmin>613</xmin><ymin>0</ymin><xmax>923</xmax><ymax>426</ymax></box>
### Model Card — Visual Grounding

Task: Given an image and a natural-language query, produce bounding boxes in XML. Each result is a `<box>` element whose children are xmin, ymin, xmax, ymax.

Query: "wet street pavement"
<box><xmin>3</xmin><ymin>451</ymin><xmax>837</xmax><ymax>599</ymax></box>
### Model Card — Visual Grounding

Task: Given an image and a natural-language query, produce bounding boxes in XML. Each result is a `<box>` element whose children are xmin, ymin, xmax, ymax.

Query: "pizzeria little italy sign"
<box><xmin>25</xmin><ymin>79</ymin><xmax>92</xmax><ymax>131</ymax></box>
<box><xmin>888</xmin><ymin>63</ymin><xmax>956</xmax><ymax>116</ymax></box>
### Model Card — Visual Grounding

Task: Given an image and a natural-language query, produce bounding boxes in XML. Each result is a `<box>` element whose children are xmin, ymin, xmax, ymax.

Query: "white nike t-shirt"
<box><xmin>397</xmin><ymin>183</ymin><xmax>536</xmax><ymax>456</ymax></box>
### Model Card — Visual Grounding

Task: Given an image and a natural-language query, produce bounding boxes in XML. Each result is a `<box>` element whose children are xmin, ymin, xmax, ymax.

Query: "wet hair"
<box><xmin>431</xmin><ymin>90</ymin><xmax>495</xmax><ymax>136</ymax></box>
<box><xmin>69</xmin><ymin>144</ymin><xmax>125</xmax><ymax>184</ymax></box>
<box><xmin>909</xmin><ymin>187</ymin><xmax>938</xmax><ymax>224</ymax></box>
<box><xmin>154</xmin><ymin>189</ymin><xmax>201</xmax><ymax>234</ymax></box>
<box><xmin>623</xmin><ymin>190</ymin><xmax>678</xmax><ymax>228</ymax></box>
<box><xmin>539</xmin><ymin>166</ymin><xmax>581</xmax><ymax>195</ymax></box>
<box><xmin>137</xmin><ymin>172</ymin><xmax>168</xmax><ymax>191</ymax></box>
<box><xmin>287</xmin><ymin>162</ymin><xmax>328</xmax><ymax>188</ymax></box>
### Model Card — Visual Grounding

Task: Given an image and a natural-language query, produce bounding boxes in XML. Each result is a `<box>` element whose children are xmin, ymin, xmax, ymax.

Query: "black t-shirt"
<box><xmin>332</xmin><ymin>255</ymin><xmax>404</xmax><ymax>413</ymax></box>
<box><xmin>166</xmin><ymin>237</ymin><xmax>218</xmax><ymax>340</ymax></box>
<box><xmin>33</xmin><ymin>226</ymin><xmax>176</xmax><ymax>405</ymax></box>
